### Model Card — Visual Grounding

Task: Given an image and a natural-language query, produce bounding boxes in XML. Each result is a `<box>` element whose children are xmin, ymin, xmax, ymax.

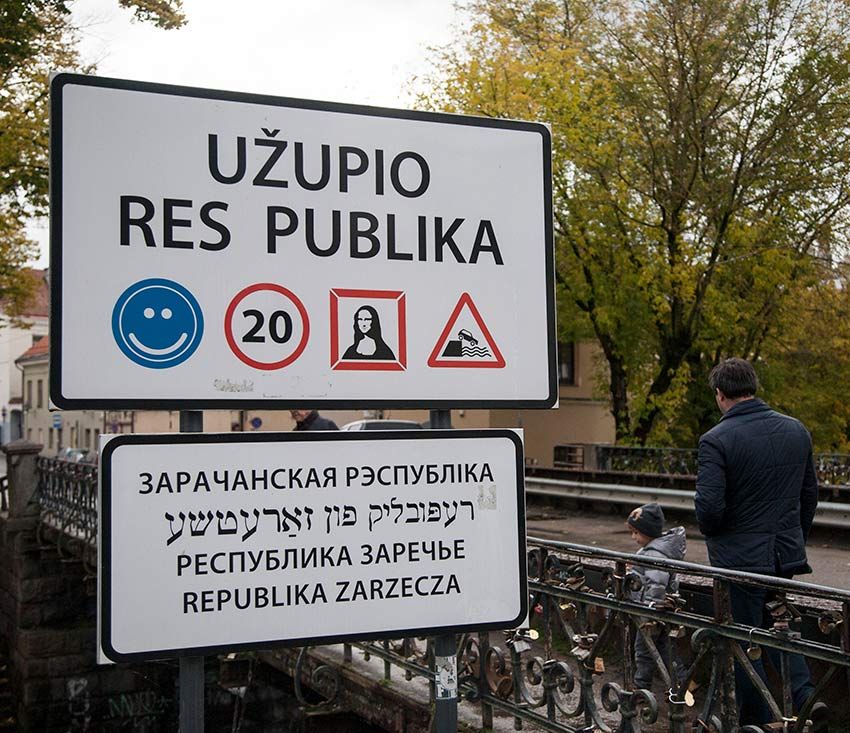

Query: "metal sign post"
<box><xmin>430</xmin><ymin>408</ymin><xmax>458</xmax><ymax>731</ymax></box>
<box><xmin>179</xmin><ymin>410</ymin><xmax>204</xmax><ymax>733</ymax></box>
<box><xmin>179</xmin><ymin>656</ymin><xmax>204</xmax><ymax>733</ymax></box>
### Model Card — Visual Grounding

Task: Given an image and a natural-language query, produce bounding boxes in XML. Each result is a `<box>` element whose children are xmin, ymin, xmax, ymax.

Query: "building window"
<box><xmin>558</xmin><ymin>342</ymin><xmax>576</xmax><ymax>385</ymax></box>
<box><xmin>26</xmin><ymin>380</ymin><xmax>32</xmax><ymax>408</ymax></box>
<box><xmin>27</xmin><ymin>428</ymin><xmax>32</xmax><ymax>441</ymax></box>
<box><xmin>37</xmin><ymin>380</ymin><xmax>43</xmax><ymax>408</ymax></box>
<box><xmin>57</xmin><ymin>428</ymin><xmax>63</xmax><ymax>449</ymax></box>
<box><xmin>37</xmin><ymin>428</ymin><xmax>43</xmax><ymax>445</ymax></box>
<box><xmin>94</xmin><ymin>429</ymin><xmax>100</xmax><ymax>450</ymax></box>
<box><xmin>49</xmin><ymin>428</ymin><xmax>54</xmax><ymax>449</ymax></box>
<box><xmin>70</xmin><ymin>426</ymin><xmax>76</xmax><ymax>448</ymax></box>
<box><xmin>85</xmin><ymin>428</ymin><xmax>91</xmax><ymax>449</ymax></box>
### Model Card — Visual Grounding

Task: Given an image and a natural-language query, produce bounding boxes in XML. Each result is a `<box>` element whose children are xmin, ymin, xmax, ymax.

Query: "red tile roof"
<box><xmin>16</xmin><ymin>335</ymin><xmax>49</xmax><ymax>363</ymax></box>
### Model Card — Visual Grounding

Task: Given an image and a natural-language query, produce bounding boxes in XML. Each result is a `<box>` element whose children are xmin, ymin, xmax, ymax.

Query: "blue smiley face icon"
<box><xmin>112</xmin><ymin>279</ymin><xmax>204</xmax><ymax>368</ymax></box>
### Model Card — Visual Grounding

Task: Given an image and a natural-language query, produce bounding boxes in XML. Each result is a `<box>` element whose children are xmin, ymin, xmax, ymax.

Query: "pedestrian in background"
<box><xmin>695</xmin><ymin>358</ymin><xmax>826</xmax><ymax>730</ymax></box>
<box><xmin>625</xmin><ymin>502</ymin><xmax>686</xmax><ymax>692</ymax></box>
<box><xmin>290</xmin><ymin>409</ymin><xmax>339</xmax><ymax>431</ymax></box>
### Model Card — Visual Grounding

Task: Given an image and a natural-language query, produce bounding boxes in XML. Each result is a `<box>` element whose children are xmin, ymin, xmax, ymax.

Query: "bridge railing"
<box><xmin>598</xmin><ymin>445</ymin><xmax>700</xmax><ymax>477</ymax></box>
<box><xmin>32</xmin><ymin>457</ymin><xmax>850</xmax><ymax>732</ymax></box>
<box><xmin>34</xmin><ymin>456</ymin><xmax>98</xmax><ymax>571</ymax></box>
<box><xmin>595</xmin><ymin>445</ymin><xmax>850</xmax><ymax>489</ymax></box>
<box><xmin>290</xmin><ymin>537</ymin><xmax>850</xmax><ymax>733</ymax></box>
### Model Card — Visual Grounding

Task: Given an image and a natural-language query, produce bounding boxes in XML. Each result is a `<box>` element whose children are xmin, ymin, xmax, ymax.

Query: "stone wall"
<box><xmin>0</xmin><ymin>442</ymin><xmax>338</xmax><ymax>732</ymax></box>
<box><xmin>0</xmin><ymin>441</ymin><xmax>179</xmax><ymax>731</ymax></box>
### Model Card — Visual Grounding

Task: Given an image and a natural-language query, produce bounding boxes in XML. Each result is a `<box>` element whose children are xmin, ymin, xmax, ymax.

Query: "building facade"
<box><xmin>0</xmin><ymin>270</ymin><xmax>50</xmax><ymax>444</ymax></box>
<box><xmin>0</xmin><ymin>321</ymin><xmax>48</xmax><ymax>445</ymax></box>
<box><xmin>19</xmin><ymin>337</ymin><xmax>613</xmax><ymax>465</ymax></box>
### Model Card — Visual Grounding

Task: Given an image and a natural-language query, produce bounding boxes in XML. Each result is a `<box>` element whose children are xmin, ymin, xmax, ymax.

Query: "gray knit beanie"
<box><xmin>627</xmin><ymin>503</ymin><xmax>665</xmax><ymax>539</ymax></box>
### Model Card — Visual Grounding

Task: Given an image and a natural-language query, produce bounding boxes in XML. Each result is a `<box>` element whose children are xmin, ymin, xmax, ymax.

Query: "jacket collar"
<box><xmin>296</xmin><ymin>411</ymin><xmax>319</xmax><ymax>429</ymax></box>
<box><xmin>720</xmin><ymin>397</ymin><xmax>770</xmax><ymax>421</ymax></box>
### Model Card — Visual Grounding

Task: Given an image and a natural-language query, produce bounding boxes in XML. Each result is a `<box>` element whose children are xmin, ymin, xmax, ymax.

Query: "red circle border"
<box><xmin>224</xmin><ymin>283</ymin><xmax>310</xmax><ymax>370</ymax></box>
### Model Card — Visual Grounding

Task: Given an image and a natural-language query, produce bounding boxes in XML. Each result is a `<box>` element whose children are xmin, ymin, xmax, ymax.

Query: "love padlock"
<box><xmin>746</xmin><ymin>628</ymin><xmax>762</xmax><ymax>660</ymax></box>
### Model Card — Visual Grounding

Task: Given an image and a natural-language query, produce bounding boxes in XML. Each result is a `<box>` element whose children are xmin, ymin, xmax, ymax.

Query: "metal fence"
<box><xmin>34</xmin><ymin>456</ymin><xmax>98</xmax><ymax>572</ymax></box>
<box><xmin>598</xmin><ymin>446</ymin><xmax>700</xmax><ymax>477</ymax></box>
<box><xmin>288</xmin><ymin>537</ymin><xmax>850</xmax><ymax>733</ymax></box>
<box><xmin>598</xmin><ymin>446</ymin><xmax>850</xmax><ymax>488</ymax></box>
<box><xmin>32</xmin><ymin>457</ymin><xmax>850</xmax><ymax>732</ymax></box>
<box><xmin>524</xmin><ymin>475</ymin><xmax>850</xmax><ymax>529</ymax></box>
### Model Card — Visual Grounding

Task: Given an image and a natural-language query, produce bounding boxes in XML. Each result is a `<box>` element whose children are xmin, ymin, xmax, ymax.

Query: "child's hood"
<box><xmin>643</xmin><ymin>526</ymin><xmax>686</xmax><ymax>561</ymax></box>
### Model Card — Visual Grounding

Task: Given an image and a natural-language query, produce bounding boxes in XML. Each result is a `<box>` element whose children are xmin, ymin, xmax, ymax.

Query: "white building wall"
<box><xmin>19</xmin><ymin>357</ymin><xmax>104</xmax><ymax>456</ymax></box>
<box><xmin>0</xmin><ymin>318</ymin><xmax>48</xmax><ymax>442</ymax></box>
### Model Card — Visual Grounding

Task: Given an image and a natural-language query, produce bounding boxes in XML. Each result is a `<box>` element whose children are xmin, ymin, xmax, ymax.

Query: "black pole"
<box><xmin>429</xmin><ymin>409</ymin><xmax>451</xmax><ymax>431</ymax></box>
<box><xmin>179</xmin><ymin>410</ymin><xmax>204</xmax><ymax>732</ymax></box>
<box><xmin>429</xmin><ymin>409</ymin><xmax>457</xmax><ymax>731</ymax></box>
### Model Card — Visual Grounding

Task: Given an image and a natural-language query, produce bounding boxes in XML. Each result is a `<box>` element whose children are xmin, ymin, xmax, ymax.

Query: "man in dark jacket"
<box><xmin>696</xmin><ymin>358</ymin><xmax>824</xmax><ymax>728</ymax></box>
<box><xmin>290</xmin><ymin>409</ymin><xmax>339</xmax><ymax>431</ymax></box>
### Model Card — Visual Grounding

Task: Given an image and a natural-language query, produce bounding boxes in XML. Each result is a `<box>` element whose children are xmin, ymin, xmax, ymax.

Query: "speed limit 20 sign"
<box><xmin>51</xmin><ymin>74</ymin><xmax>556</xmax><ymax>409</ymax></box>
<box><xmin>223</xmin><ymin>284</ymin><xmax>309</xmax><ymax>370</ymax></box>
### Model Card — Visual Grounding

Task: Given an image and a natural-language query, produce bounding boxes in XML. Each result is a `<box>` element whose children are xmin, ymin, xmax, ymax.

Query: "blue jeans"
<box><xmin>729</xmin><ymin>582</ymin><xmax>815</xmax><ymax>725</ymax></box>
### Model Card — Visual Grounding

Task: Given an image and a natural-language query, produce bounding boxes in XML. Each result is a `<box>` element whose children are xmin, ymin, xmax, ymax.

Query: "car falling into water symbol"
<box><xmin>457</xmin><ymin>329</ymin><xmax>477</xmax><ymax>346</ymax></box>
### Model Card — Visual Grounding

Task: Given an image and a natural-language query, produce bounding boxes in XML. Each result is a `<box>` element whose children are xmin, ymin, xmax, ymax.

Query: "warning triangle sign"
<box><xmin>427</xmin><ymin>293</ymin><xmax>506</xmax><ymax>368</ymax></box>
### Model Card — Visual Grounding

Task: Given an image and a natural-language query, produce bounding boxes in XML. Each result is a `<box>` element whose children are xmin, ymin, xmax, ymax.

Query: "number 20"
<box><xmin>242</xmin><ymin>309</ymin><xmax>293</xmax><ymax>344</ymax></box>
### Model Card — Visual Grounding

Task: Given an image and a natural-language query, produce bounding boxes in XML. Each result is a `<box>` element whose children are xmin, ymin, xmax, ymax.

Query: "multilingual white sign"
<box><xmin>99</xmin><ymin>430</ymin><xmax>527</xmax><ymax>662</ymax></box>
<box><xmin>50</xmin><ymin>74</ymin><xmax>556</xmax><ymax>409</ymax></box>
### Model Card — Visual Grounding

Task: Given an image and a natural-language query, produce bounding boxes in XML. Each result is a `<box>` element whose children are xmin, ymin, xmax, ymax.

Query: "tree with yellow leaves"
<box><xmin>422</xmin><ymin>0</ymin><xmax>850</xmax><ymax>445</ymax></box>
<box><xmin>0</xmin><ymin>1</ymin><xmax>185</xmax><ymax>317</ymax></box>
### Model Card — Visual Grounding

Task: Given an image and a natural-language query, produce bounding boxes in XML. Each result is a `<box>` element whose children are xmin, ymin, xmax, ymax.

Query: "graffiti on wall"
<box><xmin>67</xmin><ymin>677</ymin><xmax>172</xmax><ymax>732</ymax></box>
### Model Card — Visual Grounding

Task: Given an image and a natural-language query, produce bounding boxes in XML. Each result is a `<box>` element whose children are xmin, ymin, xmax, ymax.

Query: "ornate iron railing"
<box><xmin>34</xmin><ymin>456</ymin><xmax>98</xmax><ymax>572</ymax></box>
<box><xmin>293</xmin><ymin>538</ymin><xmax>849</xmax><ymax>733</ymax></box>
<box><xmin>812</xmin><ymin>453</ymin><xmax>850</xmax><ymax>493</ymax></box>
<box><xmin>598</xmin><ymin>446</ymin><xmax>850</xmax><ymax>489</ymax></box>
<box><xmin>31</xmin><ymin>457</ymin><xmax>850</xmax><ymax>731</ymax></box>
<box><xmin>598</xmin><ymin>446</ymin><xmax>700</xmax><ymax>477</ymax></box>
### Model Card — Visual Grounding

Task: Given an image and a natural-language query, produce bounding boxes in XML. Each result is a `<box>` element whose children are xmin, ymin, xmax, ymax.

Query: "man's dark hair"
<box><xmin>708</xmin><ymin>358</ymin><xmax>759</xmax><ymax>398</ymax></box>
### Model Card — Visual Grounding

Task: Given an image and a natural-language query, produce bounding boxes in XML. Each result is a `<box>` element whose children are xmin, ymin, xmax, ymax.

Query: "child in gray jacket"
<box><xmin>626</xmin><ymin>502</ymin><xmax>686</xmax><ymax>691</ymax></box>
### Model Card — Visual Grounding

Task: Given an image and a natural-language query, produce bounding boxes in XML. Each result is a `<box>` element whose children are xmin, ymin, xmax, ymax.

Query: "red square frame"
<box><xmin>330</xmin><ymin>289</ymin><xmax>407</xmax><ymax>371</ymax></box>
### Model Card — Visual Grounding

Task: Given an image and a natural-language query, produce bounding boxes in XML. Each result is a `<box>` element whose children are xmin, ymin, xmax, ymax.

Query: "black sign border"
<box><xmin>49</xmin><ymin>73</ymin><xmax>557</xmax><ymax>410</ymax></box>
<box><xmin>100</xmin><ymin>428</ymin><xmax>528</xmax><ymax>663</ymax></box>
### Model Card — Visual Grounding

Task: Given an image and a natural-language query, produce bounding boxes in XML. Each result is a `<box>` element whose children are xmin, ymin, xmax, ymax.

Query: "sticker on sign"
<box><xmin>98</xmin><ymin>430</ymin><xmax>527</xmax><ymax>661</ymax></box>
<box><xmin>51</xmin><ymin>74</ymin><xmax>556</xmax><ymax>409</ymax></box>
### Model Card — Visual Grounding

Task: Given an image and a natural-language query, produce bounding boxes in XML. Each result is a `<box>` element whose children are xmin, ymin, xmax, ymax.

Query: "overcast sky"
<box><xmin>32</xmin><ymin>0</ymin><xmax>464</xmax><ymax>265</ymax></box>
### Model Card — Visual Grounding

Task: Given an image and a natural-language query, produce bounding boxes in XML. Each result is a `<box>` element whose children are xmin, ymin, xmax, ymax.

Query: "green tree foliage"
<box><xmin>0</xmin><ymin>0</ymin><xmax>184</xmax><ymax>317</ymax></box>
<box><xmin>115</xmin><ymin>0</ymin><xmax>185</xmax><ymax>29</ymax></box>
<box><xmin>421</xmin><ymin>0</ymin><xmax>850</xmax><ymax>445</ymax></box>
<box><xmin>758</xmin><ymin>265</ymin><xmax>850</xmax><ymax>451</ymax></box>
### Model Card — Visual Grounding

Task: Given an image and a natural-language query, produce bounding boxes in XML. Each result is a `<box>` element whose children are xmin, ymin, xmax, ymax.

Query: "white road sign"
<box><xmin>99</xmin><ymin>430</ymin><xmax>527</xmax><ymax>662</ymax></box>
<box><xmin>51</xmin><ymin>74</ymin><xmax>556</xmax><ymax>409</ymax></box>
